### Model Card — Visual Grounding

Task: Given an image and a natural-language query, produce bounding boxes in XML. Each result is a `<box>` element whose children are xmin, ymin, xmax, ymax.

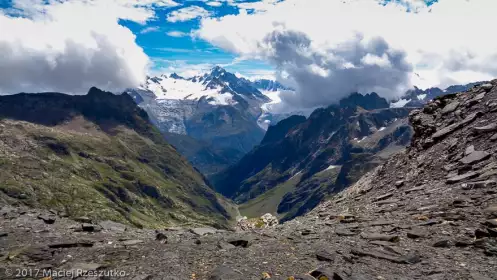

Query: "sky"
<box><xmin>0</xmin><ymin>0</ymin><xmax>496</xmax><ymax>108</ymax></box>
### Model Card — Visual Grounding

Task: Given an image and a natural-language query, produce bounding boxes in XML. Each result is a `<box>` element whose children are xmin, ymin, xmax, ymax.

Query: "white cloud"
<box><xmin>166</xmin><ymin>30</ymin><xmax>189</xmax><ymax>37</ymax></box>
<box><xmin>0</xmin><ymin>0</ymin><xmax>167</xmax><ymax>94</ymax></box>
<box><xmin>197</xmin><ymin>0</ymin><xmax>497</xmax><ymax>108</ymax></box>
<box><xmin>167</xmin><ymin>6</ymin><xmax>211</xmax><ymax>22</ymax></box>
<box><xmin>235</xmin><ymin>0</ymin><xmax>280</xmax><ymax>11</ymax></box>
<box><xmin>152</xmin><ymin>60</ymin><xmax>214</xmax><ymax>78</ymax></box>
<box><xmin>206</xmin><ymin>1</ymin><xmax>223</xmax><ymax>7</ymax></box>
<box><xmin>141</xmin><ymin>26</ymin><xmax>160</xmax><ymax>34</ymax></box>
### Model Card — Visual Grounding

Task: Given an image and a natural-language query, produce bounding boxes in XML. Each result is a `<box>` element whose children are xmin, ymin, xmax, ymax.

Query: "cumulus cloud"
<box><xmin>258</xmin><ymin>30</ymin><xmax>412</xmax><ymax>108</ymax></box>
<box><xmin>166</xmin><ymin>6</ymin><xmax>211</xmax><ymax>22</ymax></box>
<box><xmin>0</xmin><ymin>0</ymin><xmax>163</xmax><ymax>94</ymax></box>
<box><xmin>197</xmin><ymin>0</ymin><xmax>497</xmax><ymax>108</ymax></box>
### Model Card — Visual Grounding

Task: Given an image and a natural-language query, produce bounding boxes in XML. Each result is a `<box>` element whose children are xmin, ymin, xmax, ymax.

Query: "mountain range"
<box><xmin>128</xmin><ymin>66</ymin><xmax>478</xmax><ymax>180</ymax></box>
<box><xmin>1</xmin><ymin>80</ymin><xmax>495</xmax><ymax>280</ymax></box>
<box><xmin>125</xmin><ymin>66</ymin><xmax>478</xmax><ymax>221</ymax></box>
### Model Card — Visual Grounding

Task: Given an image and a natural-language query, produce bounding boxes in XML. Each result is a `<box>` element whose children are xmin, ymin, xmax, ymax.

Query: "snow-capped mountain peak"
<box><xmin>141</xmin><ymin>66</ymin><xmax>270</xmax><ymax>106</ymax></box>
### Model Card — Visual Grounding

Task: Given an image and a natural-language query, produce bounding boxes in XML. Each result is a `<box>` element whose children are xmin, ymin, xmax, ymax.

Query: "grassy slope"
<box><xmin>0</xmin><ymin>90</ymin><xmax>234</xmax><ymax>228</ymax></box>
<box><xmin>238</xmin><ymin>168</ymin><xmax>341</xmax><ymax>219</ymax></box>
<box><xmin>238</xmin><ymin>172</ymin><xmax>302</xmax><ymax>218</ymax></box>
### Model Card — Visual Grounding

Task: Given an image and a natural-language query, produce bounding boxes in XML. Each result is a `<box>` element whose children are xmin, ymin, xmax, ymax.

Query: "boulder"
<box><xmin>442</xmin><ymin>101</ymin><xmax>460</xmax><ymax>115</ymax></box>
<box><xmin>37</xmin><ymin>214</ymin><xmax>56</xmax><ymax>224</ymax></box>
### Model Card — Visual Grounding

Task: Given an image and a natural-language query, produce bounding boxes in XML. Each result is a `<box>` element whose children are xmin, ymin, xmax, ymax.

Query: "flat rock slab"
<box><xmin>432</xmin><ymin>122</ymin><xmax>462</xmax><ymax>140</ymax></box>
<box><xmin>316</xmin><ymin>249</ymin><xmax>335</xmax><ymax>262</ymax></box>
<box><xmin>351</xmin><ymin>248</ymin><xmax>421</xmax><ymax>264</ymax></box>
<box><xmin>48</xmin><ymin>241</ymin><xmax>94</xmax><ymax>248</ymax></box>
<box><xmin>374</xmin><ymin>193</ymin><xmax>394</xmax><ymax>202</ymax></box>
<box><xmin>368</xmin><ymin>220</ymin><xmax>395</xmax><ymax>226</ymax></box>
<box><xmin>190</xmin><ymin>227</ymin><xmax>217</xmax><ymax>236</ymax></box>
<box><xmin>407</xmin><ymin>229</ymin><xmax>429</xmax><ymax>239</ymax></box>
<box><xmin>473</xmin><ymin>123</ymin><xmax>497</xmax><ymax>133</ymax></box>
<box><xmin>460</xmin><ymin>151</ymin><xmax>491</xmax><ymax>165</ymax></box>
<box><xmin>447</xmin><ymin>171</ymin><xmax>479</xmax><ymax>184</ymax></box>
<box><xmin>361</xmin><ymin>233</ymin><xmax>400</xmax><ymax>242</ymax></box>
<box><xmin>99</xmin><ymin>220</ymin><xmax>127</xmax><ymax>233</ymax></box>
<box><xmin>122</xmin><ymin>239</ymin><xmax>144</xmax><ymax>246</ymax></box>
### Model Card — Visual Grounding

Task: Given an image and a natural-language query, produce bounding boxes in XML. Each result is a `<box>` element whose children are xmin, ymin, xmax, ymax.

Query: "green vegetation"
<box><xmin>239</xmin><ymin>172</ymin><xmax>302</xmax><ymax>218</ymax></box>
<box><xmin>0</xmin><ymin>90</ymin><xmax>233</xmax><ymax>228</ymax></box>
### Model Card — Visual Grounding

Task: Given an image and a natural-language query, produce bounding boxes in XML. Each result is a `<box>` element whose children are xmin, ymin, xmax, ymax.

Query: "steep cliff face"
<box><xmin>212</xmin><ymin>93</ymin><xmax>413</xmax><ymax>221</ymax></box>
<box><xmin>0</xmin><ymin>88</ymin><xmax>233</xmax><ymax>228</ymax></box>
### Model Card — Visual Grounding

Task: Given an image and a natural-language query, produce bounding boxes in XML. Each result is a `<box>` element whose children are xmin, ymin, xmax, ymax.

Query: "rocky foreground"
<box><xmin>2</xmin><ymin>81</ymin><xmax>497</xmax><ymax>279</ymax></box>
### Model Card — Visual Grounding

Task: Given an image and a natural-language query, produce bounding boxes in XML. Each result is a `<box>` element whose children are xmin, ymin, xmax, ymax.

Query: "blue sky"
<box><xmin>120</xmin><ymin>0</ymin><xmax>275</xmax><ymax>77</ymax></box>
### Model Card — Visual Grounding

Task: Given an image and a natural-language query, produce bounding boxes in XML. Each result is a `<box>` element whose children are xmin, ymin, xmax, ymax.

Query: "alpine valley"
<box><xmin>127</xmin><ymin>66</ymin><xmax>478</xmax><ymax>221</ymax></box>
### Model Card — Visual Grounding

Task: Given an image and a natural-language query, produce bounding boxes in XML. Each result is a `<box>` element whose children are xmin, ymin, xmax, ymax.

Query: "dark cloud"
<box><xmin>262</xmin><ymin>30</ymin><xmax>413</xmax><ymax>109</ymax></box>
<box><xmin>0</xmin><ymin>35</ymin><xmax>142</xmax><ymax>94</ymax></box>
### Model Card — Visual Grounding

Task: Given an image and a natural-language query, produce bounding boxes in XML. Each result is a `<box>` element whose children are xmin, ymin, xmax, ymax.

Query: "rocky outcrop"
<box><xmin>235</xmin><ymin>213</ymin><xmax>279</xmax><ymax>231</ymax></box>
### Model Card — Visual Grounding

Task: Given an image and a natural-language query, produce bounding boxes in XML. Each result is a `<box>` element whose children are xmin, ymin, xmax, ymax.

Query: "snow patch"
<box><xmin>289</xmin><ymin>171</ymin><xmax>302</xmax><ymax>180</ymax></box>
<box><xmin>325</xmin><ymin>165</ymin><xmax>339</xmax><ymax>171</ymax></box>
<box><xmin>417</xmin><ymin>94</ymin><xmax>427</xmax><ymax>101</ymax></box>
<box><xmin>390</xmin><ymin>98</ymin><xmax>411</xmax><ymax>108</ymax></box>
